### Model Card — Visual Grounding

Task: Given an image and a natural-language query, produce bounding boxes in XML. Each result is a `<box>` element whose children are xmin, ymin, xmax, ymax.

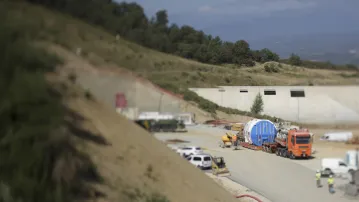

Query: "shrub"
<box><xmin>264</xmin><ymin>63</ymin><xmax>279</xmax><ymax>73</ymax></box>
<box><xmin>250</xmin><ymin>93</ymin><xmax>264</xmax><ymax>114</ymax></box>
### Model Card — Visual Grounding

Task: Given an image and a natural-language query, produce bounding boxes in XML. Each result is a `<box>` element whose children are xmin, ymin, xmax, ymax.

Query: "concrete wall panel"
<box><xmin>190</xmin><ymin>86</ymin><xmax>359</xmax><ymax>124</ymax></box>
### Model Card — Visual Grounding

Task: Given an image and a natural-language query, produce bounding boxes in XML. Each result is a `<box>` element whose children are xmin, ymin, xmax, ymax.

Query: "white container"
<box><xmin>243</xmin><ymin>119</ymin><xmax>260</xmax><ymax>144</ymax></box>
<box><xmin>243</xmin><ymin>119</ymin><xmax>277</xmax><ymax>146</ymax></box>
<box><xmin>137</xmin><ymin>112</ymin><xmax>175</xmax><ymax>120</ymax></box>
<box><xmin>346</xmin><ymin>150</ymin><xmax>359</xmax><ymax>167</ymax></box>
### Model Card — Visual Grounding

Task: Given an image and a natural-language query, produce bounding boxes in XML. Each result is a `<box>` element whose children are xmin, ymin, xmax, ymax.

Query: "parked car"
<box><xmin>186</xmin><ymin>154</ymin><xmax>212</xmax><ymax>170</ymax></box>
<box><xmin>167</xmin><ymin>144</ymin><xmax>179</xmax><ymax>152</ymax></box>
<box><xmin>321</xmin><ymin>158</ymin><xmax>357</xmax><ymax>176</ymax></box>
<box><xmin>176</xmin><ymin>146</ymin><xmax>204</xmax><ymax>157</ymax></box>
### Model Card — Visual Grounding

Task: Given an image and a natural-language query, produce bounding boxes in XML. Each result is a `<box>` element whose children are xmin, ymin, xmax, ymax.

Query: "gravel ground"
<box><xmin>155</xmin><ymin>125</ymin><xmax>358</xmax><ymax>202</ymax></box>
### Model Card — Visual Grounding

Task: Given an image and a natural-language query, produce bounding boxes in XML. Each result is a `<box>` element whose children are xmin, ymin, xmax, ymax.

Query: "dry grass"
<box><xmin>6</xmin><ymin>1</ymin><xmax>359</xmax><ymax>91</ymax></box>
<box><xmin>49</xmin><ymin>75</ymin><xmax>239</xmax><ymax>202</ymax></box>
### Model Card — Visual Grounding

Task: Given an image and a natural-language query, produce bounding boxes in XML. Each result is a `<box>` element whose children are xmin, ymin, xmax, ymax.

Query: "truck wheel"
<box><xmin>289</xmin><ymin>153</ymin><xmax>295</xmax><ymax>159</ymax></box>
<box><xmin>324</xmin><ymin>168</ymin><xmax>332</xmax><ymax>176</ymax></box>
<box><xmin>279</xmin><ymin>149</ymin><xmax>283</xmax><ymax>157</ymax></box>
<box><xmin>283</xmin><ymin>150</ymin><xmax>288</xmax><ymax>158</ymax></box>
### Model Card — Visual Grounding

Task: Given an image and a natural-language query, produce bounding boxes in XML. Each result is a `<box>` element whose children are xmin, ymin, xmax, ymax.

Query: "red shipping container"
<box><xmin>115</xmin><ymin>93</ymin><xmax>127</xmax><ymax>108</ymax></box>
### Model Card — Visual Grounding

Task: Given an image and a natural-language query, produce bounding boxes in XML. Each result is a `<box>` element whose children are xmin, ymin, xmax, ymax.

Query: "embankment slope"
<box><xmin>51</xmin><ymin>44</ymin><xmax>215</xmax><ymax>122</ymax></box>
<box><xmin>57</xmin><ymin>76</ymin><xmax>239</xmax><ymax>202</ymax></box>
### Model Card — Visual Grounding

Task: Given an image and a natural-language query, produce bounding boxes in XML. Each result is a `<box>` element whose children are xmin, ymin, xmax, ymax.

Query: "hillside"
<box><xmin>1</xmin><ymin>2</ymin><xmax>241</xmax><ymax>202</ymax></box>
<box><xmin>6</xmin><ymin>1</ymin><xmax>359</xmax><ymax>89</ymax></box>
<box><xmin>2</xmin><ymin>2</ymin><xmax>358</xmax><ymax>202</ymax></box>
<box><xmin>5</xmin><ymin>1</ymin><xmax>359</xmax><ymax>121</ymax></box>
<box><xmin>48</xmin><ymin>75</ymin><xmax>239</xmax><ymax>202</ymax></box>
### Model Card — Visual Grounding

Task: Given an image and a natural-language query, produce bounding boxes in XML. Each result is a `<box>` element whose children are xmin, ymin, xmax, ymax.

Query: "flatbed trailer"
<box><xmin>262</xmin><ymin>138</ymin><xmax>293</xmax><ymax>158</ymax></box>
<box><xmin>240</xmin><ymin>142</ymin><xmax>262</xmax><ymax>151</ymax></box>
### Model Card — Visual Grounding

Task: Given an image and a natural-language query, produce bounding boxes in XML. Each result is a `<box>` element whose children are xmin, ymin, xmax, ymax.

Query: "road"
<box><xmin>155</xmin><ymin>125</ymin><xmax>357</xmax><ymax>202</ymax></box>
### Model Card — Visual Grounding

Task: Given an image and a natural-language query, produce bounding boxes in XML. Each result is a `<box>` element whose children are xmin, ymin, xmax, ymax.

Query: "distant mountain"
<box><xmin>248</xmin><ymin>31</ymin><xmax>359</xmax><ymax>65</ymax></box>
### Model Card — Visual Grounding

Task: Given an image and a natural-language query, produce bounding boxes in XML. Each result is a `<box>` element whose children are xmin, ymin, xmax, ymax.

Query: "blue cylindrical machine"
<box><xmin>243</xmin><ymin>119</ymin><xmax>277</xmax><ymax>146</ymax></box>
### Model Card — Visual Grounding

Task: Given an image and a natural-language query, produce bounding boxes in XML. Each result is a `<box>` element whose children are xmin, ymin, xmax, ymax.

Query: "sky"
<box><xmin>119</xmin><ymin>0</ymin><xmax>359</xmax><ymax>44</ymax></box>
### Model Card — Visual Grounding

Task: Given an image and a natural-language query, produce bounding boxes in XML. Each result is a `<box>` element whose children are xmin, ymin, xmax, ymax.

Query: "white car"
<box><xmin>321</xmin><ymin>158</ymin><xmax>357</xmax><ymax>176</ymax></box>
<box><xmin>176</xmin><ymin>146</ymin><xmax>204</xmax><ymax>157</ymax></box>
<box><xmin>167</xmin><ymin>144</ymin><xmax>179</xmax><ymax>151</ymax></box>
<box><xmin>186</xmin><ymin>154</ymin><xmax>212</xmax><ymax>170</ymax></box>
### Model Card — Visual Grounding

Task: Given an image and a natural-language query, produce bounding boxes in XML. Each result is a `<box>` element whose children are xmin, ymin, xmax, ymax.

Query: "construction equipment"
<box><xmin>240</xmin><ymin>120</ymin><xmax>313</xmax><ymax>159</ymax></box>
<box><xmin>219</xmin><ymin>132</ymin><xmax>239</xmax><ymax>150</ymax></box>
<box><xmin>135</xmin><ymin>119</ymin><xmax>186</xmax><ymax>132</ymax></box>
<box><xmin>231</xmin><ymin>123</ymin><xmax>244</xmax><ymax>131</ymax></box>
<box><xmin>211</xmin><ymin>156</ymin><xmax>231</xmax><ymax>177</ymax></box>
<box><xmin>264</xmin><ymin>122</ymin><xmax>312</xmax><ymax>159</ymax></box>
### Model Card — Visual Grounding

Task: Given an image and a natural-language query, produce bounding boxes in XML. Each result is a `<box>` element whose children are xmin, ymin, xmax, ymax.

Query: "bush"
<box><xmin>264</xmin><ymin>63</ymin><xmax>280</xmax><ymax>73</ymax></box>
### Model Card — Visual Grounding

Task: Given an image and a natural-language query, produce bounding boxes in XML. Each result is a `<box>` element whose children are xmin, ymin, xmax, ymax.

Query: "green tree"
<box><xmin>155</xmin><ymin>10</ymin><xmax>168</xmax><ymax>27</ymax></box>
<box><xmin>24</xmin><ymin>0</ymin><xmax>279</xmax><ymax>67</ymax></box>
<box><xmin>288</xmin><ymin>53</ymin><xmax>302</xmax><ymax>66</ymax></box>
<box><xmin>260</xmin><ymin>48</ymin><xmax>280</xmax><ymax>62</ymax></box>
<box><xmin>232</xmin><ymin>40</ymin><xmax>254</xmax><ymax>66</ymax></box>
<box><xmin>250</xmin><ymin>93</ymin><xmax>264</xmax><ymax>114</ymax></box>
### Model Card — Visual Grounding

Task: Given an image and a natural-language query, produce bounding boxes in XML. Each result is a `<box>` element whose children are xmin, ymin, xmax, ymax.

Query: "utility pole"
<box><xmin>218</xmin><ymin>88</ymin><xmax>225</xmax><ymax>106</ymax></box>
<box><xmin>297</xmin><ymin>98</ymin><xmax>300</xmax><ymax>122</ymax></box>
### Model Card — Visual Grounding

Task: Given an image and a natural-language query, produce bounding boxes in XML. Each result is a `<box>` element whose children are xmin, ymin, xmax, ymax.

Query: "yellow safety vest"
<box><xmin>315</xmin><ymin>173</ymin><xmax>321</xmax><ymax>180</ymax></box>
<box><xmin>327</xmin><ymin>178</ymin><xmax>334</xmax><ymax>185</ymax></box>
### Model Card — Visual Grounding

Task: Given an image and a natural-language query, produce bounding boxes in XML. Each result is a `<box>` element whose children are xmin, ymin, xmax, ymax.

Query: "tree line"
<box><xmin>25</xmin><ymin>0</ymin><xmax>281</xmax><ymax>66</ymax></box>
<box><xmin>25</xmin><ymin>0</ymin><xmax>357</xmax><ymax>70</ymax></box>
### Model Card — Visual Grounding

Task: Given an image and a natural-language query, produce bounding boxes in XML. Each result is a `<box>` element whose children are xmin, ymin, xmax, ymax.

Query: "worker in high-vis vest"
<box><xmin>232</xmin><ymin>134</ymin><xmax>238</xmax><ymax>146</ymax></box>
<box><xmin>327</xmin><ymin>175</ymin><xmax>335</xmax><ymax>193</ymax></box>
<box><xmin>315</xmin><ymin>170</ymin><xmax>322</xmax><ymax>188</ymax></box>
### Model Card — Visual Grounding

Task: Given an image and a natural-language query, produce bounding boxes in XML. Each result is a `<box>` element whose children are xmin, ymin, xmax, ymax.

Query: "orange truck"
<box><xmin>262</xmin><ymin>128</ymin><xmax>312</xmax><ymax>159</ymax></box>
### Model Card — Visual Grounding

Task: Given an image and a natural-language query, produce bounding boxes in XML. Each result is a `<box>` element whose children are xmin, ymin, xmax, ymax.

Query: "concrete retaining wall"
<box><xmin>189</xmin><ymin>86</ymin><xmax>359</xmax><ymax>124</ymax></box>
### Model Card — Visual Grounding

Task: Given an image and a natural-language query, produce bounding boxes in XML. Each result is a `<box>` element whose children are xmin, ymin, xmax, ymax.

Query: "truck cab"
<box><xmin>287</xmin><ymin>129</ymin><xmax>312</xmax><ymax>158</ymax></box>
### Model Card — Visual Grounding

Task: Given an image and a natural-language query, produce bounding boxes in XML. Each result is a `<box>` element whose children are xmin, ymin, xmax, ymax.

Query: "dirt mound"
<box><xmin>59</xmin><ymin>80</ymin><xmax>238</xmax><ymax>202</ymax></box>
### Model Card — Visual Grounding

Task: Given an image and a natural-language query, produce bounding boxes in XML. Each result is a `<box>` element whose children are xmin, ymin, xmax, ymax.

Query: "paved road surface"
<box><xmin>155</xmin><ymin>126</ymin><xmax>357</xmax><ymax>202</ymax></box>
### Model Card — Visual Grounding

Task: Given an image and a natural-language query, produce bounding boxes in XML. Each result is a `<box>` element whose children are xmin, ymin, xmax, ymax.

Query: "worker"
<box><xmin>327</xmin><ymin>175</ymin><xmax>335</xmax><ymax>194</ymax></box>
<box><xmin>232</xmin><ymin>134</ymin><xmax>238</xmax><ymax>147</ymax></box>
<box><xmin>315</xmin><ymin>170</ymin><xmax>322</xmax><ymax>188</ymax></box>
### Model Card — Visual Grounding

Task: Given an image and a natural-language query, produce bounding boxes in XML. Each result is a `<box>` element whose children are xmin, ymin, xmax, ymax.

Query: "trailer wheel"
<box><xmin>275</xmin><ymin>149</ymin><xmax>279</xmax><ymax>156</ymax></box>
<box><xmin>283</xmin><ymin>150</ymin><xmax>288</xmax><ymax>158</ymax></box>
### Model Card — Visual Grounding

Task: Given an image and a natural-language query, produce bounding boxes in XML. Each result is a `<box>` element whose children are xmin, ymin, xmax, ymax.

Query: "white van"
<box><xmin>321</xmin><ymin>158</ymin><xmax>357</xmax><ymax>176</ymax></box>
<box><xmin>320</xmin><ymin>132</ymin><xmax>353</xmax><ymax>142</ymax></box>
<box><xmin>186</xmin><ymin>154</ymin><xmax>212</xmax><ymax>170</ymax></box>
<box><xmin>176</xmin><ymin>146</ymin><xmax>204</xmax><ymax>157</ymax></box>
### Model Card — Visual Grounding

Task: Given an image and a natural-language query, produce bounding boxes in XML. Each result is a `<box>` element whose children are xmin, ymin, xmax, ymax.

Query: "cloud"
<box><xmin>197</xmin><ymin>0</ymin><xmax>317</xmax><ymax>16</ymax></box>
<box><xmin>349</xmin><ymin>49</ymin><xmax>357</xmax><ymax>54</ymax></box>
<box><xmin>198</xmin><ymin>5</ymin><xmax>214</xmax><ymax>13</ymax></box>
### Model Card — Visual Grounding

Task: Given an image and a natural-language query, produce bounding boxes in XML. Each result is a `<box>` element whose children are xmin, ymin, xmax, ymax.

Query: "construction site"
<box><xmin>4</xmin><ymin>1</ymin><xmax>359</xmax><ymax>202</ymax></box>
<box><xmin>53</xmin><ymin>44</ymin><xmax>359</xmax><ymax>202</ymax></box>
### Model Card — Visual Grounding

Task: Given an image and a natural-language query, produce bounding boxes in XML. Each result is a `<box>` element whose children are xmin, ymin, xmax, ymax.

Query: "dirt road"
<box><xmin>155</xmin><ymin>125</ymin><xmax>357</xmax><ymax>202</ymax></box>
